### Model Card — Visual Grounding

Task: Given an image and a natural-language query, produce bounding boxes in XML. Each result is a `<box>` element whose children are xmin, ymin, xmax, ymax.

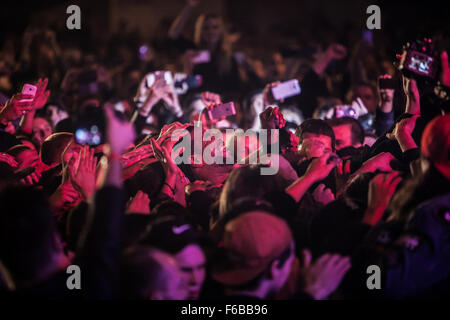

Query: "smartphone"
<box><xmin>192</xmin><ymin>50</ymin><xmax>211</xmax><ymax>64</ymax></box>
<box><xmin>207</xmin><ymin>102</ymin><xmax>236</xmax><ymax>120</ymax></box>
<box><xmin>271</xmin><ymin>79</ymin><xmax>301</xmax><ymax>101</ymax></box>
<box><xmin>146</xmin><ymin>71</ymin><xmax>173</xmax><ymax>88</ymax></box>
<box><xmin>21</xmin><ymin>84</ymin><xmax>37</xmax><ymax>102</ymax></box>
<box><xmin>378</xmin><ymin>78</ymin><xmax>396</xmax><ymax>90</ymax></box>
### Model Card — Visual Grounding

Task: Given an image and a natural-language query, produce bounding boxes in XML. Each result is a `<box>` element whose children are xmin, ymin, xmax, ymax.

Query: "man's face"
<box><xmin>332</xmin><ymin>124</ymin><xmax>357</xmax><ymax>150</ymax></box>
<box><xmin>352</xmin><ymin>85</ymin><xmax>377</xmax><ymax>113</ymax></box>
<box><xmin>174</xmin><ymin>244</ymin><xmax>206</xmax><ymax>300</ymax></box>
<box><xmin>297</xmin><ymin>133</ymin><xmax>332</xmax><ymax>159</ymax></box>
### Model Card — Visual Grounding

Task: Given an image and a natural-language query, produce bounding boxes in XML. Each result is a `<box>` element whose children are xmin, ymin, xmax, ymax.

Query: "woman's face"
<box><xmin>202</xmin><ymin>18</ymin><xmax>221</xmax><ymax>46</ymax></box>
<box><xmin>32</xmin><ymin>117</ymin><xmax>52</xmax><ymax>145</ymax></box>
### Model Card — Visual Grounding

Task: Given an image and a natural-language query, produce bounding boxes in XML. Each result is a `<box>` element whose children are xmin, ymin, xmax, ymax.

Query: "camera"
<box><xmin>399</xmin><ymin>38</ymin><xmax>440</xmax><ymax>83</ymax></box>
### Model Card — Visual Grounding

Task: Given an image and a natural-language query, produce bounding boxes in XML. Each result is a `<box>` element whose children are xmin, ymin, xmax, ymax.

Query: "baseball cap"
<box><xmin>421</xmin><ymin>114</ymin><xmax>450</xmax><ymax>180</ymax></box>
<box><xmin>211</xmin><ymin>211</ymin><xmax>293</xmax><ymax>286</ymax></box>
<box><xmin>140</xmin><ymin>216</ymin><xmax>207</xmax><ymax>254</ymax></box>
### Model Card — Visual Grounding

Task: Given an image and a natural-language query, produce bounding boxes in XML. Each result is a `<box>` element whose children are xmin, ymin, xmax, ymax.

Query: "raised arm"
<box><xmin>168</xmin><ymin>0</ymin><xmax>200</xmax><ymax>40</ymax></box>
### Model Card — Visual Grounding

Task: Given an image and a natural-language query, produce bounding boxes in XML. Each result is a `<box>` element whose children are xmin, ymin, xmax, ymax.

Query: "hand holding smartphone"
<box><xmin>192</xmin><ymin>50</ymin><xmax>211</xmax><ymax>64</ymax></box>
<box><xmin>207</xmin><ymin>102</ymin><xmax>236</xmax><ymax>120</ymax></box>
<box><xmin>271</xmin><ymin>79</ymin><xmax>301</xmax><ymax>101</ymax></box>
<box><xmin>21</xmin><ymin>84</ymin><xmax>37</xmax><ymax>102</ymax></box>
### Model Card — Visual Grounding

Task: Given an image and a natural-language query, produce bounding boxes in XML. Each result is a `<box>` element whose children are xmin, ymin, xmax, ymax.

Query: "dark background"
<box><xmin>1</xmin><ymin>0</ymin><xmax>449</xmax><ymax>51</ymax></box>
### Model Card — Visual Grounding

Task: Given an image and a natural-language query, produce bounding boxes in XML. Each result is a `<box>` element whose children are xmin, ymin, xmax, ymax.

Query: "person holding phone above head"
<box><xmin>168</xmin><ymin>1</ymin><xmax>241</xmax><ymax>96</ymax></box>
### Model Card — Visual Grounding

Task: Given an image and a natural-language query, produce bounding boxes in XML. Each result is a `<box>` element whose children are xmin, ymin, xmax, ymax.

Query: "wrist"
<box><xmin>304</xmin><ymin>284</ymin><xmax>328</xmax><ymax>300</ymax></box>
<box><xmin>106</xmin><ymin>151</ymin><xmax>122</xmax><ymax>162</ymax></box>
<box><xmin>362</xmin><ymin>206</ymin><xmax>385</xmax><ymax>226</ymax></box>
<box><xmin>397</xmin><ymin>131</ymin><xmax>417</xmax><ymax>152</ymax></box>
<box><xmin>379</xmin><ymin>102</ymin><xmax>393</xmax><ymax>113</ymax></box>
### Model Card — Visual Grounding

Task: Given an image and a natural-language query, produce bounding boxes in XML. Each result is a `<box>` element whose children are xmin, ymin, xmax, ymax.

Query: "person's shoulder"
<box><xmin>415</xmin><ymin>193</ymin><xmax>450</xmax><ymax>212</ymax></box>
<box><xmin>406</xmin><ymin>193</ymin><xmax>450</xmax><ymax>238</ymax></box>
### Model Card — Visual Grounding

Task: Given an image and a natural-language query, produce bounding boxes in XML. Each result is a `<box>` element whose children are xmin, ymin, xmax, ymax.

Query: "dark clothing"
<box><xmin>374</xmin><ymin>108</ymin><xmax>394</xmax><ymax>136</ymax></box>
<box><xmin>348</xmin><ymin>193</ymin><xmax>450</xmax><ymax>299</ymax></box>
<box><xmin>308</xmin><ymin>197</ymin><xmax>371</xmax><ymax>257</ymax></box>
<box><xmin>193</xmin><ymin>53</ymin><xmax>241</xmax><ymax>98</ymax></box>
<box><xmin>296</xmin><ymin>69</ymin><xmax>329</xmax><ymax>119</ymax></box>
<box><xmin>2</xmin><ymin>186</ymin><xmax>126</xmax><ymax>299</ymax></box>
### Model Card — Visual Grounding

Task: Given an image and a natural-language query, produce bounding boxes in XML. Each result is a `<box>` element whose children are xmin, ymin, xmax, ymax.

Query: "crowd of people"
<box><xmin>0</xmin><ymin>0</ymin><xmax>449</xmax><ymax>300</ymax></box>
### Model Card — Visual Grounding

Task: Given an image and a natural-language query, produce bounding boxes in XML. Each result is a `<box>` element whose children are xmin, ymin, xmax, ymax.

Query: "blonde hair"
<box><xmin>194</xmin><ymin>14</ymin><xmax>232</xmax><ymax>76</ymax></box>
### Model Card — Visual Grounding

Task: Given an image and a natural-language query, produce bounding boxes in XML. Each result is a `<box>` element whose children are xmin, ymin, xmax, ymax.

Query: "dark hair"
<box><xmin>6</xmin><ymin>144</ymin><xmax>31</xmax><ymax>158</ymax></box>
<box><xmin>124</xmin><ymin>161</ymin><xmax>165</xmax><ymax>206</ymax></box>
<box><xmin>40</xmin><ymin>132</ymin><xmax>74</xmax><ymax>165</ymax></box>
<box><xmin>352</xmin><ymin>82</ymin><xmax>377</xmax><ymax>97</ymax></box>
<box><xmin>151</xmin><ymin>200</ymin><xmax>189</xmax><ymax>219</ymax></box>
<box><xmin>343</xmin><ymin>172</ymin><xmax>377</xmax><ymax>210</ymax></box>
<box><xmin>295</xmin><ymin>119</ymin><xmax>335</xmax><ymax>151</ymax></box>
<box><xmin>219</xmin><ymin>165</ymin><xmax>290</xmax><ymax>218</ymax></box>
<box><xmin>388</xmin><ymin>164</ymin><xmax>450</xmax><ymax>223</ymax></box>
<box><xmin>0</xmin><ymin>186</ymin><xmax>58</xmax><ymax>286</ymax></box>
<box><xmin>327</xmin><ymin>116</ymin><xmax>365</xmax><ymax>145</ymax></box>
<box><xmin>16</xmin><ymin>135</ymin><xmax>41</xmax><ymax>152</ymax></box>
<box><xmin>120</xmin><ymin>246</ymin><xmax>173</xmax><ymax>299</ymax></box>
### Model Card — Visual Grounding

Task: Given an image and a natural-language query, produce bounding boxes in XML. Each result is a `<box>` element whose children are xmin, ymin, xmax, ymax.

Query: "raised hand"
<box><xmin>0</xmin><ymin>153</ymin><xmax>18</xmax><ymax>168</ymax></box>
<box><xmin>312</xmin><ymin>183</ymin><xmax>335</xmax><ymax>206</ymax></box>
<box><xmin>121</xmin><ymin>144</ymin><xmax>155</xmax><ymax>167</ymax></box>
<box><xmin>140</xmin><ymin>78</ymin><xmax>169</xmax><ymax>116</ymax></box>
<box><xmin>32</xmin><ymin>78</ymin><xmax>51</xmax><ymax>110</ymax></box>
<box><xmin>126</xmin><ymin>190</ymin><xmax>151</xmax><ymax>214</ymax></box>
<box><xmin>161</xmin><ymin>84</ymin><xmax>183</xmax><ymax>117</ymax></box>
<box><xmin>386</xmin><ymin>114</ymin><xmax>420</xmax><ymax>152</ymax></box>
<box><xmin>0</xmin><ymin>94</ymin><xmax>34</xmax><ymax>124</ymax></box>
<box><xmin>151</xmin><ymin>137</ymin><xmax>179</xmax><ymax>177</ymax></box>
<box><xmin>49</xmin><ymin>182</ymin><xmax>80</xmax><ymax>210</ymax></box>
<box><xmin>105</xmin><ymin>104</ymin><xmax>135</xmax><ymax>155</ymax></box>
<box><xmin>201</xmin><ymin>91</ymin><xmax>222</xmax><ymax>106</ymax></box>
<box><xmin>362</xmin><ymin>171</ymin><xmax>402</xmax><ymax>226</ymax></box>
<box><xmin>19</xmin><ymin>170</ymin><xmax>42</xmax><ymax>186</ymax></box>
<box><xmin>151</xmin><ymin>137</ymin><xmax>188</xmax><ymax>206</ymax></box>
<box><xmin>402</xmin><ymin>76</ymin><xmax>420</xmax><ymax>115</ymax></box>
<box><xmin>262</xmin><ymin>81</ymin><xmax>281</xmax><ymax>105</ymax></box>
<box><xmin>68</xmin><ymin>145</ymin><xmax>98</xmax><ymax>200</ymax></box>
<box><xmin>259</xmin><ymin>106</ymin><xmax>286</xmax><ymax>130</ymax></box>
<box><xmin>325</xmin><ymin>43</ymin><xmax>347</xmax><ymax>60</ymax></box>
<box><xmin>156</xmin><ymin>121</ymin><xmax>190</xmax><ymax>150</ymax></box>
<box><xmin>305</xmin><ymin>152</ymin><xmax>340</xmax><ymax>182</ymax></box>
<box><xmin>299</xmin><ymin>249</ymin><xmax>351</xmax><ymax>300</ymax></box>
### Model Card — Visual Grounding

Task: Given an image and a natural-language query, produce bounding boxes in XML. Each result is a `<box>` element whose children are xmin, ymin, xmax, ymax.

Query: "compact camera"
<box><xmin>399</xmin><ymin>38</ymin><xmax>440</xmax><ymax>83</ymax></box>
